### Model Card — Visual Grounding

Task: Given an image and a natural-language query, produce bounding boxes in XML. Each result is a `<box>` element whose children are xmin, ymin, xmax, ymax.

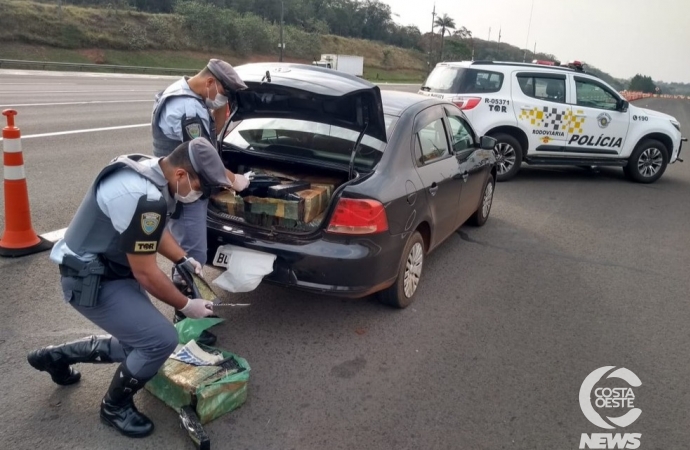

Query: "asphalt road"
<box><xmin>1</xmin><ymin>69</ymin><xmax>689</xmax><ymax>450</ymax></box>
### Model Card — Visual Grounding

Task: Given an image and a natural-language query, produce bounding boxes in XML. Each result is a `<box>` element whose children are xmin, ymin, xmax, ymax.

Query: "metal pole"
<box><xmin>522</xmin><ymin>0</ymin><xmax>534</xmax><ymax>62</ymax></box>
<box><xmin>279</xmin><ymin>0</ymin><xmax>284</xmax><ymax>62</ymax></box>
<box><xmin>429</xmin><ymin>4</ymin><xmax>436</xmax><ymax>63</ymax></box>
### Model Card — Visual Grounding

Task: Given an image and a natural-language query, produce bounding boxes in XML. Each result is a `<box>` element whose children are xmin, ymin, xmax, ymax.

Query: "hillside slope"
<box><xmin>0</xmin><ymin>0</ymin><xmax>428</xmax><ymax>81</ymax></box>
<box><xmin>3</xmin><ymin>0</ymin><xmax>680</xmax><ymax>93</ymax></box>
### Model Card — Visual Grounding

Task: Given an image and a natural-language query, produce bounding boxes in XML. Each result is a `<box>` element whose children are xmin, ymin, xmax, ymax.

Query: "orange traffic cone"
<box><xmin>0</xmin><ymin>109</ymin><xmax>53</xmax><ymax>257</ymax></box>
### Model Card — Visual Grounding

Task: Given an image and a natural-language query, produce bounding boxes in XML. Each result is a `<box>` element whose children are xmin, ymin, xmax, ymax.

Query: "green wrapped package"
<box><xmin>210</xmin><ymin>191</ymin><xmax>244</xmax><ymax>216</ymax></box>
<box><xmin>144</xmin><ymin>319</ymin><xmax>251</xmax><ymax>425</ymax></box>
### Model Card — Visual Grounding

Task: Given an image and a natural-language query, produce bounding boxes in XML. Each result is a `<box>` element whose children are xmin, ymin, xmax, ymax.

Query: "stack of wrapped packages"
<box><xmin>211</xmin><ymin>166</ymin><xmax>344</xmax><ymax>230</ymax></box>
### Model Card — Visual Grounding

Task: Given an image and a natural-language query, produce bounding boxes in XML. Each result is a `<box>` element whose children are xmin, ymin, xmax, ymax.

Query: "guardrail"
<box><xmin>620</xmin><ymin>90</ymin><xmax>689</xmax><ymax>101</ymax></box>
<box><xmin>0</xmin><ymin>59</ymin><xmax>197</xmax><ymax>76</ymax></box>
<box><xmin>2</xmin><ymin>59</ymin><xmax>689</xmax><ymax>100</ymax></box>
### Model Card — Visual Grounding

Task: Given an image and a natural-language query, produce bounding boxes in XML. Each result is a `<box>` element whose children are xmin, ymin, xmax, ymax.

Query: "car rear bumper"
<box><xmin>206</xmin><ymin>220</ymin><xmax>404</xmax><ymax>298</ymax></box>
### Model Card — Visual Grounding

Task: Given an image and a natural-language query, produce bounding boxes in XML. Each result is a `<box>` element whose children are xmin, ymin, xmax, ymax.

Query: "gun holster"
<box><xmin>59</xmin><ymin>255</ymin><xmax>107</xmax><ymax>308</ymax></box>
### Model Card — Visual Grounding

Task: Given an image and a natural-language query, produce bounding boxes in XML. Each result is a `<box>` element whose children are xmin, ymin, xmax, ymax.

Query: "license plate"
<box><xmin>212</xmin><ymin>245</ymin><xmax>276</xmax><ymax>269</ymax></box>
<box><xmin>213</xmin><ymin>246</ymin><xmax>232</xmax><ymax>268</ymax></box>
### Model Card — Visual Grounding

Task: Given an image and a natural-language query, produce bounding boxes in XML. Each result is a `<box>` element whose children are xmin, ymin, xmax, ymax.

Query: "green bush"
<box><xmin>232</xmin><ymin>14</ymin><xmax>273</xmax><ymax>56</ymax></box>
<box><xmin>174</xmin><ymin>0</ymin><xmax>228</xmax><ymax>50</ymax></box>
<box><xmin>283</xmin><ymin>26</ymin><xmax>321</xmax><ymax>60</ymax></box>
<box><xmin>147</xmin><ymin>15</ymin><xmax>180</xmax><ymax>49</ymax></box>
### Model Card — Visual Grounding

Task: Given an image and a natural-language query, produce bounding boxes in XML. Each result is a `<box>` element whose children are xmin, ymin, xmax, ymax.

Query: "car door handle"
<box><xmin>429</xmin><ymin>182</ymin><xmax>438</xmax><ymax>196</ymax></box>
<box><xmin>575</xmin><ymin>114</ymin><xmax>587</xmax><ymax>118</ymax></box>
<box><xmin>521</xmin><ymin>106</ymin><xmax>534</xmax><ymax>111</ymax></box>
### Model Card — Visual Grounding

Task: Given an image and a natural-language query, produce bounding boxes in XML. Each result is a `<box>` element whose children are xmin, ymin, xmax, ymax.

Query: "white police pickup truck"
<box><xmin>419</xmin><ymin>60</ymin><xmax>685</xmax><ymax>183</ymax></box>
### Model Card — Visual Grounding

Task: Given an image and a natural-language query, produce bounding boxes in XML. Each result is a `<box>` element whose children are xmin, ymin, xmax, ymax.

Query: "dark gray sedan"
<box><xmin>208</xmin><ymin>63</ymin><xmax>497</xmax><ymax>308</ymax></box>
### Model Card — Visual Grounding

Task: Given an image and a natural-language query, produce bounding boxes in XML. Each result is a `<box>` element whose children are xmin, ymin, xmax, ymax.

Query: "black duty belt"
<box><xmin>59</xmin><ymin>263</ymin><xmax>134</xmax><ymax>280</ymax></box>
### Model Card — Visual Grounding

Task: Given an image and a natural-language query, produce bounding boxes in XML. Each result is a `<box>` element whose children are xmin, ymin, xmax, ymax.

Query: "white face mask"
<box><xmin>205</xmin><ymin>82</ymin><xmax>228</xmax><ymax>109</ymax></box>
<box><xmin>174</xmin><ymin>173</ymin><xmax>203</xmax><ymax>203</ymax></box>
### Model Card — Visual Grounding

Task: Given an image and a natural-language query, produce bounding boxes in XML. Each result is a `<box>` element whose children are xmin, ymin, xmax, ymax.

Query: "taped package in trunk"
<box><xmin>210</xmin><ymin>165</ymin><xmax>342</xmax><ymax>231</ymax></box>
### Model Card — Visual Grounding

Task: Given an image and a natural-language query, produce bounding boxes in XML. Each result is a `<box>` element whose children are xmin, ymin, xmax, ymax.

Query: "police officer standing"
<box><xmin>151</xmin><ymin>58</ymin><xmax>253</xmax><ymax>341</ymax></box>
<box><xmin>27</xmin><ymin>138</ymin><xmax>231</xmax><ymax>438</ymax></box>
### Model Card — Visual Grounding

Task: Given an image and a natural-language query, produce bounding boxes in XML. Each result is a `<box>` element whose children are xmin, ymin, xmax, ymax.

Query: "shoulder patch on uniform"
<box><xmin>185</xmin><ymin>123</ymin><xmax>201</xmax><ymax>139</ymax></box>
<box><xmin>135</xmin><ymin>241</ymin><xmax>158</xmax><ymax>252</ymax></box>
<box><xmin>141</xmin><ymin>212</ymin><xmax>161</xmax><ymax>235</ymax></box>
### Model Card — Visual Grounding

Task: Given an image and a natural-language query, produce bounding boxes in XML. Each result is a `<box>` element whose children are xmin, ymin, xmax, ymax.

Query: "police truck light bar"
<box><xmin>532</xmin><ymin>59</ymin><xmax>584</xmax><ymax>72</ymax></box>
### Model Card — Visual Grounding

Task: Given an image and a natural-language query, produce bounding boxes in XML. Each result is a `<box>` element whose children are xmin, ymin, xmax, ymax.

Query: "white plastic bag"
<box><xmin>212</xmin><ymin>245</ymin><xmax>277</xmax><ymax>293</ymax></box>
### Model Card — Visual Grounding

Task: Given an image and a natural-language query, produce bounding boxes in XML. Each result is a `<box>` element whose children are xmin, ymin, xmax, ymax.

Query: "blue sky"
<box><xmin>380</xmin><ymin>0</ymin><xmax>690</xmax><ymax>83</ymax></box>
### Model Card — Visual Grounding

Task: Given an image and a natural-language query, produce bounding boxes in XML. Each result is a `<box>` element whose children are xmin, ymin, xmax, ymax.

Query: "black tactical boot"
<box><xmin>100</xmin><ymin>363</ymin><xmax>154</xmax><ymax>438</ymax></box>
<box><xmin>27</xmin><ymin>335</ymin><xmax>114</xmax><ymax>386</ymax></box>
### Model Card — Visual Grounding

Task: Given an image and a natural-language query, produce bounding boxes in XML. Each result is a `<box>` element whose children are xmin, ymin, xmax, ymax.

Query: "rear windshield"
<box><xmin>224</xmin><ymin>115</ymin><xmax>399</xmax><ymax>171</ymax></box>
<box><xmin>422</xmin><ymin>67</ymin><xmax>504</xmax><ymax>94</ymax></box>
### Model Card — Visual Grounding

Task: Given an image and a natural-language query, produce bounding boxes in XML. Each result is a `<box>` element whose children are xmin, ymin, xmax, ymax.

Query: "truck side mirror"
<box><xmin>618</xmin><ymin>99</ymin><xmax>629</xmax><ymax>112</ymax></box>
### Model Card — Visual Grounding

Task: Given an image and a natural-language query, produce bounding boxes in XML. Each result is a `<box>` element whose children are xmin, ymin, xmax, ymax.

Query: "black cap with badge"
<box><xmin>187</xmin><ymin>137</ymin><xmax>233</xmax><ymax>198</ymax></box>
<box><xmin>206</xmin><ymin>59</ymin><xmax>248</xmax><ymax>94</ymax></box>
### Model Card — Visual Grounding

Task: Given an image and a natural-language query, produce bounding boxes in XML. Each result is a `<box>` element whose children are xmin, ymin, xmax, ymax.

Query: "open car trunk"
<box><xmin>208</xmin><ymin>152</ymin><xmax>349</xmax><ymax>233</ymax></box>
<box><xmin>208</xmin><ymin>63</ymin><xmax>390</xmax><ymax>234</ymax></box>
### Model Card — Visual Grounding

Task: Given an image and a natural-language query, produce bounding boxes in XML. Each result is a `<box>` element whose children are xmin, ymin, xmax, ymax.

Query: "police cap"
<box><xmin>206</xmin><ymin>59</ymin><xmax>247</xmax><ymax>94</ymax></box>
<box><xmin>188</xmin><ymin>137</ymin><xmax>233</xmax><ymax>196</ymax></box>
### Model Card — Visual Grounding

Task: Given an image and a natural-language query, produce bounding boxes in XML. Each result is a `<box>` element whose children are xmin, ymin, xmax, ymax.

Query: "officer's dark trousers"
<box><xmin>62</xmin><ymin>276</ymin><xmax>178</xmax><ymax>379</ymax></box>
<box><xmin>168</xmin><ymin>198</ymin><xmax>209</xmax><ymax>265</ymax></box>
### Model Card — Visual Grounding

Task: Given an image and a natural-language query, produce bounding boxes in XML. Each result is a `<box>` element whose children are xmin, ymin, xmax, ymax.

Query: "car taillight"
<box><xmin>451</xmin><ymin>96</ymin><xmax>482</xmax><ymax>110</ymax></box>
<box><xmin>326</xmin><ymin>198</ymin><xmax>389</xmax><ymax>235</ymax></box>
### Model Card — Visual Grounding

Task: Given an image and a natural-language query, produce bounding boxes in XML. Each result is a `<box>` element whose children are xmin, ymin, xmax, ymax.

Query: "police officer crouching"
<box><xmin>26</xmin><ymin>138</ymin><xmax>231</xmax><ymax>439</ymax></box>
<box><xmin>152</xmin><ymin>59</ymin><xmax>253</xmax><ymax>345</ymax></box>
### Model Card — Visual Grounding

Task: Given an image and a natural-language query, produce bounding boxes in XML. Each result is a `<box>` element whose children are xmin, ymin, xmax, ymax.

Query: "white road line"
<box><xmin>41</xmin><ymin>228</ymin><xmax>67</xmax><ymax>243</ymax></box>
<box><xmin>0</xmin><ymin>83</ymin><xmax>77</xmax><ymax>85</ymax></box>
<box><xmin>0</xmin><ymin>100</ymin><xmax>151</xmax><ymax>107</ymax></box>
<box><xmin>1</xmin><ymin>69</ymin><xmax>179</xmax><ymax>80</ymax></box>
<box><xmin>0</xmin><ymin>89</ymin><xmax>158</xmax><ymax>94</ymax></box>
<box><xmin>0</xmin><ymin>123</ymin><xmax>149</xmax><ymax>141</ymax></box>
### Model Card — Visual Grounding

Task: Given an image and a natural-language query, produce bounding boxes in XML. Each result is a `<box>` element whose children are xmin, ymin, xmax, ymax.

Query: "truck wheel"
<box><xmin>625</xmin><ymin>139</ymin><xmax>669</xmax><ymax>183</ymax></box>
<box><xmin>490</xmin><ymin>133</ymin><xmax>523</xmax><ymax>181</ymax></box>
<box><xmin>469</xmin><ymin>173</ymin><xmax>495</xmax><ymax>227</ymax></box>
<box><xmin>378</xmin><ymin>231</ymin><xmax>425</xmax><ymax>309</ymax></box>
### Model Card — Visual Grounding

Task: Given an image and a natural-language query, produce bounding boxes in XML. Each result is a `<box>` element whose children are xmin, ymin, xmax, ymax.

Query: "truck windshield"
<box><xmin>223</xmin><ymin>115</ymin><xmax>398</xmax><ymax>171</ymax></box>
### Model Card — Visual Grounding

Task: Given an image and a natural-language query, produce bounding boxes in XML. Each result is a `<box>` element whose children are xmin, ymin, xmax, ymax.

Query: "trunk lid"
<box><xmin>231</xmin><ymin>63</ymin><xmax>388</xmax><ymax>144</ymax></box>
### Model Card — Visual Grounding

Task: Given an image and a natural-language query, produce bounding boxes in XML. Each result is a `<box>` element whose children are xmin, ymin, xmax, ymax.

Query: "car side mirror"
<box><xmin>480</xmin><ymin>135</ymin><xmax>497</xmax><ymax>150</ymax></box>
<box><xmin>618</xmin><ymin>99</ymin><xmax>629</xmax><ymax>112</ymax></box>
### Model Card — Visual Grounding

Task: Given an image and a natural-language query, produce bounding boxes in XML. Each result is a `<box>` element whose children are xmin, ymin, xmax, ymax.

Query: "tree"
<box><xmin>433</xmin><ymin>13</ymin><xmax>455</xmax><ymax>60</ymax></box>
<box><xmin>629</xmin><ymin>74</ymin><xmax>657</xmax><ymax>93</ymax></box>
<box><xmin>452</xmin><ymin>26</ymin><xmax>472</xmax><ymax>39</ymax></box>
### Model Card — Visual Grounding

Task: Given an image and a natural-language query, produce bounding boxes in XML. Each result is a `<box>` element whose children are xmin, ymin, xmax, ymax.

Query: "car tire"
<box><xmin>490</xmin><ymin>133</ymin><xmax>523</xmax><ymax>182</ymax></box>
<box><xmin>469</xmin><ymin>173</ymin><xmax>495</xmax><ymax>227</ymax></box>
<box><xmin>378</xmin><ymin>231</ymin><xmax>425</xmax><ymax>309</ymax></box>
<box><xmin>624</xmin><ymin>139</ymin><xmax>669</xmax><ymax>183</ymax></box>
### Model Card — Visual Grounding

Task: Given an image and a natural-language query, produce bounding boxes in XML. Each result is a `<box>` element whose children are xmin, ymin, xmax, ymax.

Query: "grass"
<box><xmin>0</xmin><ymin>44</ymin><xmax>426</xmax><ymax>83</ymax></box>
<box><xmin>0</xmin><ymin>0</ymin><xmax>429</xmax><ymax>82</ymax></box>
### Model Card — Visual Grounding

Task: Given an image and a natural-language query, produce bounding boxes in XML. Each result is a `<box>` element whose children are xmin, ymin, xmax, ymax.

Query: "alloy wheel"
<box><xmin>482</xmin><ymin>182</ymin><xmax>494</xmax><ymax>219</ymax></box>
<box><xmin>494</xmin><ymin>143</ymin><xmax>516</xmax><ymax>174</ymax></box>
<box><xmin>403</xmin><ymin>242</ymin><xmax>424</xmax><ymax>298</ymax></box>
<box><xmin>638</xmin><ymin>148</ymin><xmax>663</xmax><ymax>178</ymax></box>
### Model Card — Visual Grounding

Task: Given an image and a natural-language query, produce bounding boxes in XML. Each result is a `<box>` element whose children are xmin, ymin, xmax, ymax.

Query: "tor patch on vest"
<box><xmin>135</xmin><ymin>241</ymin><xmax>158</xmax><ymax>252</ymax></box>
<box><xmin>141</xmin><ymin>212</ymin><xmax>161</xmax><ymax>235</ymax></box>
<box><xmin>185</xmin><ymin>123</ymin><xmax>202</xmax><ymax>139</ymax></box>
